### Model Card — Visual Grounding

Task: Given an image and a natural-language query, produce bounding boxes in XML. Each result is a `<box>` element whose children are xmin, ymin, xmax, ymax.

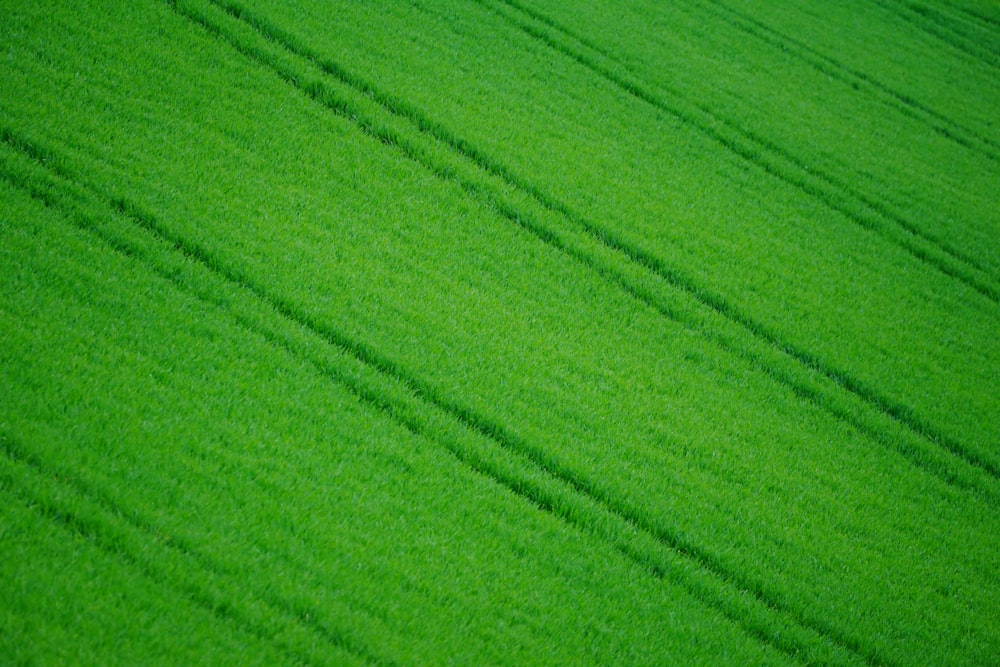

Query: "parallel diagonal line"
<box><xmin>477</xmin><ymin>0</ymin><xmax>1000</xmax><ymax>295</ymax></box>
<box><xmin>182</xmin><ymin>0</ymin><xmax>998</xmax><ymax>490</ymax></box>
<box><xmin>0</xmin><ymin>160</ymin><xmax>398</xmax><ymax>667</ymax></box>
<box><xmin>4</xmin><ymin>110</ymin><xmax>861</xmax><ymax>664</ymax></box>
<box><xmin>700</xmin><ymin>0</ymin><xmax>1000</xmax><ymax>161</ymax></box>
<box><xmin>457</xmin><ymin>0</ymin><xmax>1000</xmax><ymax>479</ymax></box>
<box><xmin>498</xmin><ymin>0</ymin><xmax>1000</xmax><ymax>162</ymax></box>
<box><xmin>958</xmin><ymin>5</ymin><xmax>1000</xmax><ymax>31</ymax></box>
<box><xmin>869</xmin><ymin>0</ymin><xmax>1000</xmax><ymax>69</ymax></box>
<box><xmin>0</xmin><ymin>432</ymin><xmax>377</xmax><ymax>667</ymax></box>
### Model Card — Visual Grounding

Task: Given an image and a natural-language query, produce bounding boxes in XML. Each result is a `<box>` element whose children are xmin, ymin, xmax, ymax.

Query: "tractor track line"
<box><xmin>491</xmin><ymin>0</ymin><xmax>1000</xmax><ymax>164</ymax></box>
<box><xmin>3</xmin><ymin>116</ymin><xmax>871</xmax><ymax>664</ymax></box>
<box><xmin>0</xmin><ymin>163</ymin><xmax>400</xmax><ymax>667</ymax></box>
<box><xmin>868</xmin><ymin>0</ymin><xmax>1000</xmax><ymax>69</ymax></box>
<box><xmin>193</xmin><ymin>0</ymin><xmax>999</xmax><ymax>485</ymax></box>
<box><xmin>465</xmin><ymin>0</ymin><xmax>1000</xmax><ymax>476</ymax></box>
<box><xmin>701</xmin><ymin>0</ymin><xmax>1000</xmax><ymax>162</ymax></box>
<box><xmin>7</xmin><ymin>1</ymin><xmax>991</xmax><ymax>657</ymax></box>
<box><xmin>157</xmin><ymin>0</ymin><xmax>1000</xmax><ymax>497</ymax></box>
<box><xmin>478</xmin><ymin>0</ymin><xmax>1000</xmax><ymax>297</ymax></box>
<box><xmin>0</xmin><ymin>432</ymin><xmax>379</xmax><ymax>667</ymax></box>
<box><xmin>1</xmin><ymin>140</ymin><xmax>833</xmax><ymax>666</ymax></box>
<box><xmin>958</xmin><ymin>5</ymin><xmax>1000</xmax><ymax>31</ymax></box>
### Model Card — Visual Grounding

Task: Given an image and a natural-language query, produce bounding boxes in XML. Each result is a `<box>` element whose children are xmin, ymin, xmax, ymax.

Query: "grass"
<box><xmin>1</xmin><ymin>0</ymin><xmax>998</xmax><ymax>664</ymax></box>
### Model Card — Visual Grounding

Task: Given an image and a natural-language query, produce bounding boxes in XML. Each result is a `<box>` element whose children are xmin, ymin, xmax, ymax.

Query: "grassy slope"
<box><xmin>1</xmin><ymin>0</ymin><xmax>998</xmax><ymax>664</ymax></box>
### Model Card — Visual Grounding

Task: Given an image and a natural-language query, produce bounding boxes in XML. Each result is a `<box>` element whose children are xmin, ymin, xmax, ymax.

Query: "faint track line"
<box><xmin>958</xmin><ymin>6</ymin><xmax>1000</xmax><ymax>31</ymax></box>
<box><xmin>12</xmin><ymin>0</ymin><xmax>993</xmax><ymax>656</ymax></box>
<box><xmin>700</xmin><ymin>0</ymin><xmax>1000</xmax><ymax>162</ymax></box>
<box><xmin>477</xmin><ymin>0</ymin><xmax>1000</xmax><ymax>297</ymax></box>
<box><xmin>494</xmin><ymin>0</ymin><xmax>1000</xmax><ymax>163</ymax></box>
<box><xmin>0</xmin><ymin>432</ymin><xmax>378</xmax><ymax>667</ymax></box>
<box><xmin>464</xmin><ymin>0</ymin><xmax>1000</xmax><ymax>474</ymax></box>
<box><xmin>492</xmin><ymin>0</ymin><xmax>1000</xmax><ymax>163</ymax></box>
<box><xmin>868</xmin><ymin>0</ymin><xmax>1000</xmax><ymax>69</ymax></box>
<box><xmin>0</xmin><ymin>138</ymin><xmax>824</xmax><ymax>665</ymax></box>
<box><xmin>0</xmin><ymin>155</ymin><xmax>398</xmax><ymax>667</ymax></box>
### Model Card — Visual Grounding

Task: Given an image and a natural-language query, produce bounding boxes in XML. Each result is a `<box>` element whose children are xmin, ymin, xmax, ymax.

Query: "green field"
<box><xmin>2</xmin><ymin>0</ymin><xmax>998</xmax><ymax>664</ymax></box>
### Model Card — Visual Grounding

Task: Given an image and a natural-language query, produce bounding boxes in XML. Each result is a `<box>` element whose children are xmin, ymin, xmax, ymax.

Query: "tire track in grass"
<box><xmin>958</xmin><ymin>5</ymin><xmax>1000</xmax><ymax>32</ymax></box>
<box><xmin>461</xmin><ymin>0</ymin><xmax>1000</xmax><ymax>475</ymax></box>
<box><xmin>2</xmin><ymin>126</ymin><xmax>867</xmax><ymax>664</ymax></box>
<box><xmin>700</xmin><ymin>0</ymin><xmax>1000</xmax><ymax>162</ymax></box>
<box><xmin>176</xmin><ymin>0</ymin><xmax>1000</xmax><ymax>489</ymax></box>
<box><xmin>139</xmin><ymin>3</ymin><xmax>996</xmax><ymax>660</ymax></box>
<box><xmin>0</xmin><ymin>433</ymin><xmax>375</xmax><ymax>667</ymax></box>
<box><xmin>499</xmin><ymin>0</ymin><xmax>1000</xmax><ymax>284</ymax></box>
<box><xmin>869</xmin><ymin>0</ymin><xmax>1000</xmax><ymax>69</ymax></box>
<box><xmin>488</xmin><ymin>0</ymin><xmax>1000</xmax><ymax>164</ymax></box>
<box><xmin>477</xmin><ymin>0</ymin><xmax>1000</xmax><ymax>296</ymax></box>
<box><xmin>162</xmin><ymin>0</ymin><xmax>1000</xmax><ymax>515</ymax></box>
<box><xmin>18</xmin><ymin>1</ymin><xmax>990</xmax><ymax>657</ymax></box>
<box><xmin>0</xmin><ymin>140</ymin><xmax>830</xmax><ymax>666</ymax></box>
<box><xmin>0</xmin><ymin>181</ymin><xmax>396</xmax><ymax>667</ymax></box>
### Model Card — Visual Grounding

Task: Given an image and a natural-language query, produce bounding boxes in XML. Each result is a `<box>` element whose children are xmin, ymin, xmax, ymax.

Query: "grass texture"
<box><xmin>1</xmin><ymin>0</ymin><xmax>998</xmax><ymax>664</ymax></box>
